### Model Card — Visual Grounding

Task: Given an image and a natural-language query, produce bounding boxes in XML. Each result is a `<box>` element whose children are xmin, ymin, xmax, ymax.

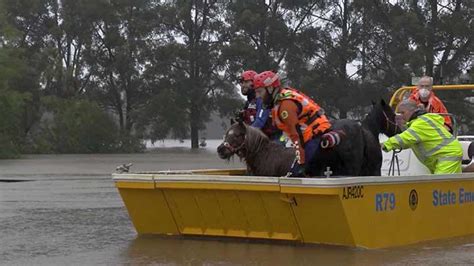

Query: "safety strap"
<box><xmin>388</xmin><ymin>149</ymin><xmax>402</xmax><ymax>176</ymax></box>
<box><xmin>298</xmin><ymin>109</ymin><xmax>322</xmax><ymax>124</ymax></box>
<box><xmin>295</xmin><ymin>125</ymin><xmax>305</xmax><ymax>149</ymax></box>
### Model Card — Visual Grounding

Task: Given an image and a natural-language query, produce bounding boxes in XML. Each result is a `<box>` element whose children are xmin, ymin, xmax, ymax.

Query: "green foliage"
<box><xmin>27</xmin><ymin>97</ymin><xmax>144</xmax><ymax>153</ymax></box>
<box><xmin>135</xmin><ymin>89</ymin><xmax>190</xmax><ymax>142</ymax></box>
<box><xmin>0</xmin><ymin>48</ymin><xmax>25</xmax><ymax>85</ymax></box>
<box><xmin>0</xmin><ymin>37</ymin><xmax>31</xmax><ymax>157</ymax></box>
<box><xmin>0</xmin><ymin>90</ymin><xmax>30</xmax><ymax>158</ymax></box>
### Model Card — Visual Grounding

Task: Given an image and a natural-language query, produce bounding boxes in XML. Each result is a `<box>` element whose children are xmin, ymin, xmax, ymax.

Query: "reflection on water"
<box><xmin>0</xmin><ymin>151</ymin><xmax>473</xmax><ymax>265</ymax></box>
<box><xmin>122</xmin><ymin>235</ymin><xmax>474</xmax><ymax>265</ymax></box>
<box><xmin>125</xmin><ymin>236</ymin><xmax>362</xmax><ymax>265</ymax></box>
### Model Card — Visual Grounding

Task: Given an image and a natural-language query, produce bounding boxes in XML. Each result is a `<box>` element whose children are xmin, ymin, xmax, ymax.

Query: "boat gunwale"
<box><xmin>111</xmin><ymin>173</ymin><xmax>154</xmax><ymax>183</ymax></box>
<box><xmin>112</xmin><ymin>172</ymin><xmax>474</xmax><ymax>187</ymax></box>
<box><xmin>279</xmin><ymin>173</ymin><xmax>474</xmax><ymax>186</ymax></box>
<box><xmin>132</xmin><ymin>168</ymin><xmax>246</xmax><ymax>175</ymax></box>
<box><xmin>113</xmin><ymin>174</ymin><xmax>279</xmax><ymax>185</ymax></box>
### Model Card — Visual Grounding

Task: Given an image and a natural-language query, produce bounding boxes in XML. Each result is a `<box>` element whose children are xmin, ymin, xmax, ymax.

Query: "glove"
<box><xmin>234</xmin><ymin>110</ymin><xmax>245</xmax><ymax>123</ymax></box>
<box><xmin>381</xmin><ymin>143</ymin><xmax>389</xmax><ymax>152</ymax></box>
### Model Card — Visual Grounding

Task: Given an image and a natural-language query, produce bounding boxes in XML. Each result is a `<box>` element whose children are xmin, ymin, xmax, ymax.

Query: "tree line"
<box><xmin>0</xmin><ymin>0</ymin><xmax>472</xmax><ymax>157</ymax></box>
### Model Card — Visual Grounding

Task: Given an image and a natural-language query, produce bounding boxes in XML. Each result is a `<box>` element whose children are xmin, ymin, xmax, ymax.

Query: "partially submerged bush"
<box><xmin>27</xmin><ymin>97</ymin><xmax>144</xmax><ymax>154</ymax></box>
<box><xmin>0</xmin><ymin>90</ymin><xmax>30</xmax><ymax>158</ymax></box>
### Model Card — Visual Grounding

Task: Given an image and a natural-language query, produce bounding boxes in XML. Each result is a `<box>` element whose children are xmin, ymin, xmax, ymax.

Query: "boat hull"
<box><xmin>113</xmin><ymin>169</ymin><xmax>474</xmax><ymax>248</ymax></box>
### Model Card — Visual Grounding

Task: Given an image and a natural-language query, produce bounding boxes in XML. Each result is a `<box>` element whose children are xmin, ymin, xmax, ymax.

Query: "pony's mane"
<box><xmin>362</xmin><ymin>100</ymin><xmax>399</xmax><ymax>139</ymax></box>
<box><xmin>363</xmin><ymin>101</ymin><xmax>387</xmax><ymax>136</ymax></box>
<box><xmin>244</xmin><ymin>125</ymin><xmax>270</xmax><ymax>152</ymax></box>
<box><xmin>241</xmin><ymin>125</ymin><xmax>294</xmax><ymax>176</ymax></box>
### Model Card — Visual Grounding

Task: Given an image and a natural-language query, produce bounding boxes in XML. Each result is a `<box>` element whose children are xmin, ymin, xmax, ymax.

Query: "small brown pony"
<box><xmin>217</xmin><ymin>120</ymin><xmax>295</xmax><ymax>176</ymax></box>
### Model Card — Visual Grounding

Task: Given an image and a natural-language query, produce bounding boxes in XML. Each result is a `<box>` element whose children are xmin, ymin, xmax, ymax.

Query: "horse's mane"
<box><xmin>243</xmin><ymin>126</ymin><xmax>269</xmax><ymax>156</ymax></box>
<box><xmin>363</xmin><ymin>100</ymin><xmax>400</xmax><ymax>139</ymax></box>
<box><xmin>242</xmin><ymin>125</ymin><xmax>294</xmax><ymax>176</ymax></box>
<box><xmin>362</xmin><ymin>104</ymin><xmax>381</xmax><ymax>138</ymax></box>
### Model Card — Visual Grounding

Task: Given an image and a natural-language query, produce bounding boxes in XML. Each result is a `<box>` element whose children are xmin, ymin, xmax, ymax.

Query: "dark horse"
<box><xmin>217</xmin><ymin>99</ymin><xmax>399</xmax><ymax>177</ymax></box>
<box><xmin>360</xmin><ymin>99</ymin><xmax>401</xmax><ymax>175</ymax></box>
<box><xmin>324</xmin><ymin>99</ymin><xmax>399</xmax><ymax>176</ymax></box>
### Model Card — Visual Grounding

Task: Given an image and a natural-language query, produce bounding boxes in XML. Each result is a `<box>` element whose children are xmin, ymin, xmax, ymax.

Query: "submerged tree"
<box><xmin>84</xmin><ymin>0</ymin><xmax>159</xmax><ymax>134</ymax></box>
<box><xmin>156</xmin><ymin>0</ymin><xmax>238</xmax><ymax>148</ymax></box>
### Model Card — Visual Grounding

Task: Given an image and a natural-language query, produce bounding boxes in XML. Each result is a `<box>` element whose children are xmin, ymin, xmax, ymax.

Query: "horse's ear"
<box><xmin>230</xmin><ymin>118</ymin><xmax>236</xmax><ymax>125</ymax></box>
<box><xmin>371</xmin><ymin>100</ymin><xmax>376</xmax><ymax>106</ymax></box>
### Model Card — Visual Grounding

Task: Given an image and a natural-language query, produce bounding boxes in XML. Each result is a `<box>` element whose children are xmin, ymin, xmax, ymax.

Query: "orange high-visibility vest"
<box><xmin>409</xmin><ymin>90</ymin><xmax>453</xmax><ymax>130</ymax></box>
<box><xmin>272</xmin><ymin>88</ymin><xmax>331</xmax><ymax>143</ymax></box>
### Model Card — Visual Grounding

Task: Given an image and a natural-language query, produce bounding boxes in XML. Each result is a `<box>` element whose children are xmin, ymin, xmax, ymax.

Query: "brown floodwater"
<box><xmin>1</xmin><ymin>147</ymin><xmax>473</xmax><ymax>265</ymax></box>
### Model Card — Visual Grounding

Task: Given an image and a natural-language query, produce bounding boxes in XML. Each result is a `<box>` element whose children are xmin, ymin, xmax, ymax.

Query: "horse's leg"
<box><xmin>345</xmin><ymin>160</ymin><xmax>363</xmax><ymax>176</ymax></box>
<box><xmin>335</xmin><ymin>151</ymin><xmax>360</xmax><ymax>176</ymax></box>
<box><xmin>315</xmin><ymin>150</ymin><xmax>346</xmax><ymax>177</ymax></box>
<box><xmin>347</xmin><ymin>127</ymin><xmax>370</xmax><ymax>176</ymax></box>
<box><xmin>245</xmin><ymin>165</ymin><xmax>253</xmax><ymax>176</ymax></box>
<box><xmin>340</xmin><ymin>131</ymin><xmax>366</xmax><ymax>176</ymax></box>
<box><xmin>361</xmin><ymin>127</ymin><xmax>382</xmax><ymax>176</ymax></box>
<box><xmin>306</xmin><ymin>151</ymin><xmax>332</xmax><ymax>177</ymax></box>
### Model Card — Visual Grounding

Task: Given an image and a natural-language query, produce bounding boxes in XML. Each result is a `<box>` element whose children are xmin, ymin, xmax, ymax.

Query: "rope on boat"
<box><xmin>388</xmin><ymin>149</ymin><xmax>402</xmax><ymax>176</ymax></box>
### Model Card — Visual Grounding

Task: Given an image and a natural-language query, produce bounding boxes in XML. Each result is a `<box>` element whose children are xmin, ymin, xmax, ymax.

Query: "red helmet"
<box><xmin>240</xmin><ymin>70</ymin><xmax>257</xmax><ymax>82</ymax></box>
<box><xmin>253</xmin><ymin>71</ymin><xmax>281</xmax><ymax>89</ymax></box>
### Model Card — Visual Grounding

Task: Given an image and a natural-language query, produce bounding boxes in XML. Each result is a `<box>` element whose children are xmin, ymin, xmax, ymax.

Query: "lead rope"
<box><xmin>388</xmin><ymin>148</ymin><xmax>401</xmax><ymax>176</ymax></box>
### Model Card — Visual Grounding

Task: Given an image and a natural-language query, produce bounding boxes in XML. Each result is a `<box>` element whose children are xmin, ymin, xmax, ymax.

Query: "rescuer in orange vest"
<box><xmin>253</xmin><ymin>70</ymin><xmax>332</xmax><ymax>177</ymax></box>
<box><xmin>409</xmin><ymin>76</ymin><xmax>453</xmax><ymax>132</ymax></box>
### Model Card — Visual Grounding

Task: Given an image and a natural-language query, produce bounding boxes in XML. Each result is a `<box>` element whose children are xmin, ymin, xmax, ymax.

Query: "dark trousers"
<box><xmin>304</xmin><ymin>136</ymin><xmax>321</xmax><ymax>175</ymax></box>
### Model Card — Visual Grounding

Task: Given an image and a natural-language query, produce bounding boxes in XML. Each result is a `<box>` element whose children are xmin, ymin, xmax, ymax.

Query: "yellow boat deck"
<box><xmin>113</xmin><ymin>169</ymin><xmax>474</xmax><ymax>249</ymax></box>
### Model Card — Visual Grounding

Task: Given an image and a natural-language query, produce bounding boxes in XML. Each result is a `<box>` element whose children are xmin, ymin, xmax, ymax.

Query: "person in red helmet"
<box><xmin>237</xmin><ymin>70</ymin><xmax>285</xmax><ymax>144</ymax></box>
<box><xmin>239</xmin><ymin>70</ymin><xmax>258</xmax><ymax>125</ymax></box>
<box><xmin>254</xmin><ymin>70</ymin><xmax>332</xmax><ymax>177</ymax></box>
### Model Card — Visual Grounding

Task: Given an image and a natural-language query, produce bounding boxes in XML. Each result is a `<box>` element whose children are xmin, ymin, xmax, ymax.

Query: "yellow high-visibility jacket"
<box><xmin>383</xmin><ymin>113</ymin><xmax>462</xmax><ymax>174</ymax></box>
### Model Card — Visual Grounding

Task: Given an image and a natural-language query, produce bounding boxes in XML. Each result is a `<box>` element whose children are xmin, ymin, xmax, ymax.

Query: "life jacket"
<box><xmin>242</xmin><ymin>98</ymin><xmax>257</xmax><ymax>125</ymax></box>
<box><xmin>272</xmin><ymin>88</ymin><xmax>331</xmax><ymax>143</ymax></box>
<box><xmin>409</xmin><ymin>90</ymin><xmax>453</xmax><ymax>131</ymax></box>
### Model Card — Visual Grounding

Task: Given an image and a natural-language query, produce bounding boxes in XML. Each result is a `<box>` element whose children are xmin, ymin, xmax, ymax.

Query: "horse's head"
<box><xmin>217</xmin><ymin>119</ymin><xmax>270</xmax><ymax>160</ymax></box>
<box><xmin>365</xmin><ymin>99</ymin><xmax>400</xmax><ymax>137</ymax></box>
<box><xmin>217</xmin><ymin>120</ymin><xmax>248</xmax><ymax>159</ymax></box>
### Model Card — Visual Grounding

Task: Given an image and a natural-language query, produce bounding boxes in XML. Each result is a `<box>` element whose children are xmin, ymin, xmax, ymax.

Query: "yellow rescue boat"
<box><xmin>113</xmin><ymin>170</ymin><xmax>474</xmax><ymax>248</ymax></box>
<box><xmin>114</xmin><ymin>84</ymin><xmax>474</xmax><ymax>248</ymax></box>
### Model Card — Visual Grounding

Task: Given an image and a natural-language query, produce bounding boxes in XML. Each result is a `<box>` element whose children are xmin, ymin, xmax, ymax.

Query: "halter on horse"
<box><xmin>381</xmin><ymin>109</ymin><xmax>400</xmax><ymax>136</ymax></box>
<box><xmin>363</xmin><ymin>99</ymin><xmax>400</xmax><ymax>139</ymax></box>
<box><xmin>221</xmin><ymin>138</ymin><xmax>245</xmax><ymax>157</ymax></box>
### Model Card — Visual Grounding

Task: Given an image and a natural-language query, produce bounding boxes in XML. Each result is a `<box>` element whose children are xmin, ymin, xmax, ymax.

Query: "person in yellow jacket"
<box><xmin>382</xmin><ymin>99</ymin><xmax>463</xmax><ymax>174</ymax></box>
